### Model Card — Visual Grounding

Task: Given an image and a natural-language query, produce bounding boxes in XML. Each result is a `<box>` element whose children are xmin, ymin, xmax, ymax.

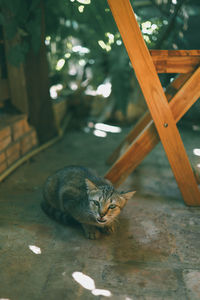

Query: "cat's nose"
<box><xmin>100</xmin><ymin>211</ymin><xmax>106</xmax><ymax>218</ymax></box>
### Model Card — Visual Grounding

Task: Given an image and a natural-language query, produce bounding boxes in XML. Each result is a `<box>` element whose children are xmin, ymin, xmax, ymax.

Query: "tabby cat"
<box><xmin>41</xmin><ymin>166</ymin><xmax>135</xmax><ymax>239</ymax></box>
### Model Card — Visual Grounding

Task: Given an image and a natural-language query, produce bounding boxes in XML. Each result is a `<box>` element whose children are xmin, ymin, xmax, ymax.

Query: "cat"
<box><xmin>41</xmin><ymin>166</ymin><xmax>135</xmax><ymax>239</ymax></box>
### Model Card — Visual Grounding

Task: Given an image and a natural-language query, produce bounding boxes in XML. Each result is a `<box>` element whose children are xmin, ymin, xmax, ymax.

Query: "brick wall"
<box><xmin>0</xmin><ymin>114</ymin><xmax>38</xmax><ymax>174</ymax></box>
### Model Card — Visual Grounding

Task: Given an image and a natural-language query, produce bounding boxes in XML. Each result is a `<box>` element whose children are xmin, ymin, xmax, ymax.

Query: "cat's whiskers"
<box><xmin>113</xmin><ymin>217</ymin><xmax>119</xmax><ymax>225</ymax></box>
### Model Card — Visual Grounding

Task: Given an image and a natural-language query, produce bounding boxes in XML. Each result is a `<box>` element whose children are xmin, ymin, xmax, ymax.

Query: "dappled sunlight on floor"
<box><xmin>84</xmin><ymin>122</ymin><xmax>122</xmax><ymax>138</ymax></box>
<box><xmin>28</xmin><ymin>245</ymin><xmax>42</xmax><ymax>255</ymax></box>
<box><xmin>72</xmin><ymin>271</ymin><xmax>112</xmax><ymax>297</ymax></box>
<box><xmin>193</xmin><ymin>148</ymin><xmax>200</xmax><ymax>156</ymax></box>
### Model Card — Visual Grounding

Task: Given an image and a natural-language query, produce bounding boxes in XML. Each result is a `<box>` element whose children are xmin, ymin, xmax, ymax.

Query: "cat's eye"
<box><xmin>93</xmin><ymin>200</ymin><xmax>100</xmax><ymax>207</ymax></box>
<box><xmin>109</xmin><ymin>204</ymin><xmax>116</xmax><ymax>209</ymax></box>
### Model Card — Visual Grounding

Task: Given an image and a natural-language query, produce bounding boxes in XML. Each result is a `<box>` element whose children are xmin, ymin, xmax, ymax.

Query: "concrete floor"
<box><xmin>0</xmin><ymin>122</ymin><xmax>200</xmax><ymax>300</ymax></box>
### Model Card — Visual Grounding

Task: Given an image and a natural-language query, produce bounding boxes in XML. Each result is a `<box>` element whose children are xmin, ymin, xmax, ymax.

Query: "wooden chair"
<box><xmin>104</xmin><ymin>0</ymin><xmax>200</xmax><ymax>206</ymax></box>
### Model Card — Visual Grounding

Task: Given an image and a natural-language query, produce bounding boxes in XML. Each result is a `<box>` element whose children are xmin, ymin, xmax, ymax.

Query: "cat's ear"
<box><xmin>121</xmin><ymin>191</ymin><xmax>136</xmax><ymax>202</ymax></box>
<box><xmin>85</xmin><ymin>179</ymin><xmax>98</xmax><ymax>193</ymax></box>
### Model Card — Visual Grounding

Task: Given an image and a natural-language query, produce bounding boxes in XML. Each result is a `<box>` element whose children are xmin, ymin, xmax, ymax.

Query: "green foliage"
<box><xmin>44</xmin><ymin>0</ymin><xmax>132</xmax><ymax>111</ymax></box>
<box><xmin>0</xmin><ymin>0</ymin><xmax>41</xmax><ymax>66</ymax></box>
<box><xmin>0</xmin><ymin>0</ymin><xmax>195</xmax><ymax>114</ymax></box>
<box><xmin>43</xmin><ymin>0</ymin><xmax>191</xmax><ymax>115</ymax></box>
<box><xmin>8</xmin><ymin>42</ymin><xmax>28</xmax><ymax>66</ymax></box>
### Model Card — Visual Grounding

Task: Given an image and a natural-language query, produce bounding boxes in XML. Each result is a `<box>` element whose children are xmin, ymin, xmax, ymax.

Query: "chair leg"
<box><xmin>105</xmin><ymin>67</ymin><xmax>200</xmax><ymax>192</ymax></box>
<box><xmin>106</xmin><ymin>2</ymin><xmax>200</xmax><ymax>205</ymax></box>
<box><xmin>107</xmin><ymin>0</ymin><xmax>200</xmax><ymax>205</ymax></box>
<box><xmin>106</xmin><ymin>73</ymin><xmax>192</xmax><ymax>166</ymax></box>
<box><xmin>106</xmin><ymin>110</ymin><xmax>150</xmax><ymax>165</ymax></box>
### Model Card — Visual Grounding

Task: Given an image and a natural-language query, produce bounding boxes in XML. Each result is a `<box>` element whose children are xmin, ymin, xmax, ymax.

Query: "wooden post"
<box><xmin>24</xmin><ymin>2</ymin><xmax>57</xmax><ymax>143</ymax></box>
<box><xmin>0</xmin><ymin>78</ymin><xmax>10</xmax><ymax>102</ymax></box>
<box><xmin>3</xmin><ymin>8</ymin><xmax>57</xmax><ymax>144</ymax></box>
<box><xmin>106</xmin><ymin>0</ymin><xmax>200</xmax><ymax>205</ymax></box>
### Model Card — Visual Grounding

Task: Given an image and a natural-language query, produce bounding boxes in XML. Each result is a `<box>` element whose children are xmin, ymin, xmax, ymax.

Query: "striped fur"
<box><xmin>41</xmin><ymin>166</ymin><xmax>135</xmax><ymax>239</ymax></box>
<box><xmin>41</xmin><ymin>201</ymin><xmax>75</xmax><ymax>225</ymax></box>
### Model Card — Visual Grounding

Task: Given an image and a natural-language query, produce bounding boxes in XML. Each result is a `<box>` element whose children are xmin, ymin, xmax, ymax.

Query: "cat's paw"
<box><xmin>86</xmin><ymin>230</ymin><xmax>101</xmax><ymax>240</ymax></box>
<box><xmin>101</xmin><ymin>224</ymin><xmax>115</xmax><ymax>235</ymax></box>
<box><xmin>82</xmin><ymin>224</ymin><xmax>101</xmax><ymax>240</ymax></box>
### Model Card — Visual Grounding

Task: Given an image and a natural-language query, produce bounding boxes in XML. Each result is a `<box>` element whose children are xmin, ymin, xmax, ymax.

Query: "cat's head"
<box><xmin>85</xmin><ymin>179</ymin><xmax>136</xmax><ymax>227</ymax></box>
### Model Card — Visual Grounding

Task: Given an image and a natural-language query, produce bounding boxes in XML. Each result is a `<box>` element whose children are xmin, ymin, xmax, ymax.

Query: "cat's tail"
<box><xmin>41</xmin><ymin>201</ymin><xmax>75</xmax><ymax>225</ymax></box>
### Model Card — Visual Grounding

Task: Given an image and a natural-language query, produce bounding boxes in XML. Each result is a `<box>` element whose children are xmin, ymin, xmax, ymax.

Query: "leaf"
<box><xmin>29</xmin><ymin>0</ymin><xmax>40</xmax><ymax>12</ymax></box>
<box><xmin>1</xmin><ymin>0</ymin><xmax>23</xmax><ymax>15</ymax></box>
<box><xmin>4</xmin><ymin>19</ymin><xmax>18</xmax><ymax>40</ymax></box>
<box><xmin>8</xmin><ymin>44</ymin><xmax>26</xmax><ymax>66</ymax></box>
<box><xmin>0</xmin><ymin>13</ymin><xmax>5</xmax><ymax>25</ymax></box>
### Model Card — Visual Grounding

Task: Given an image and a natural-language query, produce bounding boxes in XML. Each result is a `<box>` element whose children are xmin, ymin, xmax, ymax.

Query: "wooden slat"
<box><xmin>165</xmin><ymin>73</ymin><xmax>192</xmax><ymax>99</ymax></box>
<box><xmin>106</xmin><ymin>111</ymin><xmax>151</xmax><ymax>165</ymax></box>
<box><xmin>150</xmin><ymin>50</ymin><xmax>200</xmax><ymax>56</ymax></box>
<box><xmin>105</xmin><ymin>67</ymin><xmax>200</xmax><ymax>190</ymax></box>
<box><xmin>106</xmin><ymin>0</ymin><xmax>200</xmax><ymax>205</ymax></box>
<box><xmin>150</xmin><ymin>50</ymin><xmax>200</xmax><ymax>73</ymax></box>
<box><xmin>106</xmin><ymin>73</ymin><xmax>191</xmax><ymax>166</ymax></box>
<box><xmin>0</xmin><ymin>78</ymin><xmax>10</xmax><ymax>101</ymax></box>
<box><xmin>153</xmin><ymin>57</ymin><xmax>200</xmax><ymax>73</ymax></box>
